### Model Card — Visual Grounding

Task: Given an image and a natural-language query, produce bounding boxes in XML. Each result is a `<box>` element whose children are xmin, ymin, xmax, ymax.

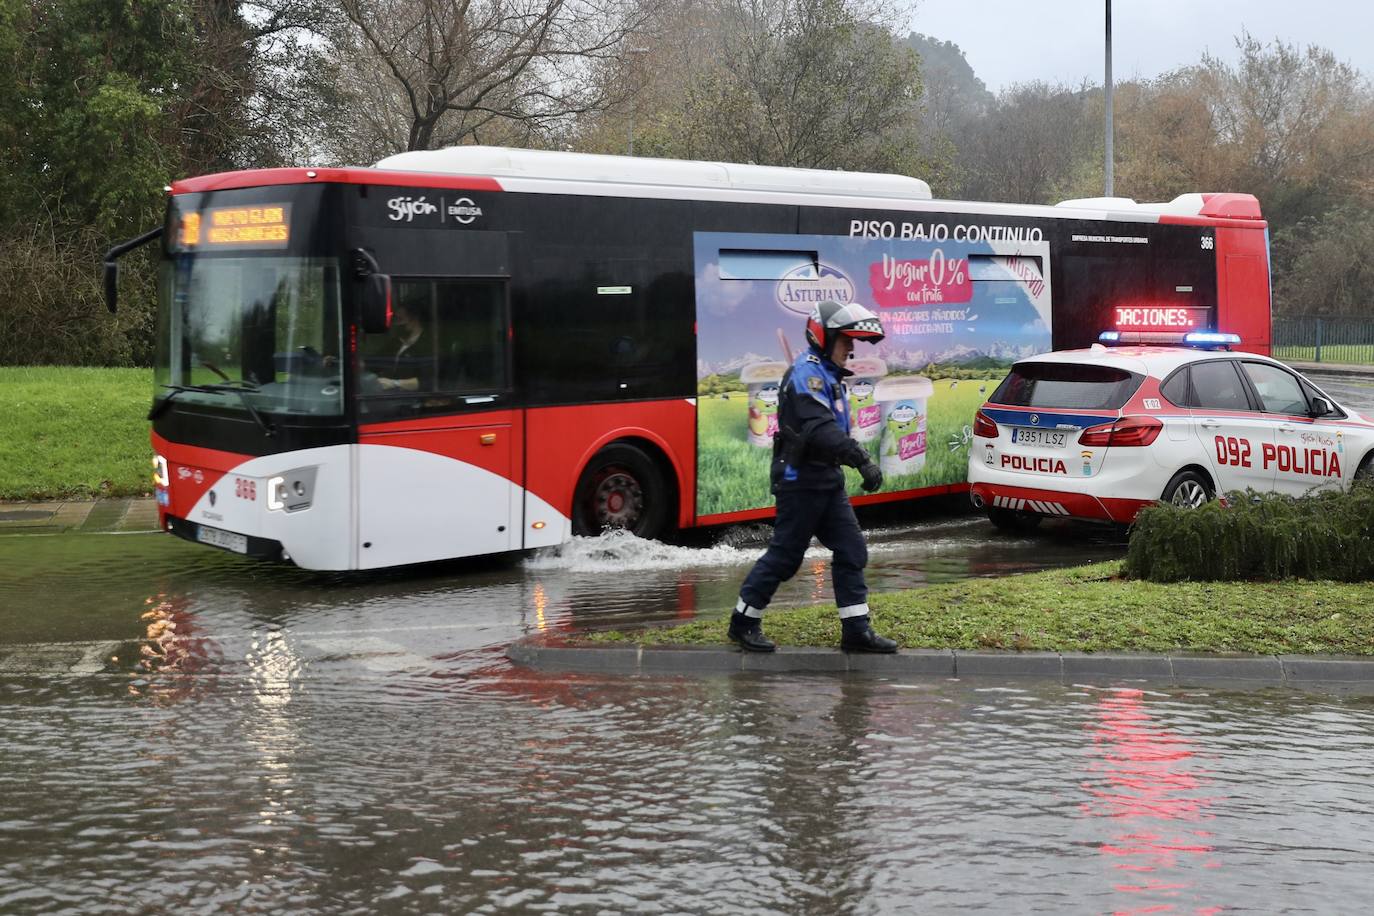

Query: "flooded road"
<box><xmin>5</xmin><ymin>522</ymin><xmax>1374</xmax><ymax>913</ymax></box>
<box><xmin>2</xmin><ymin>366</ymin><xmax>1372</xmax><ymax>912</ymax></box>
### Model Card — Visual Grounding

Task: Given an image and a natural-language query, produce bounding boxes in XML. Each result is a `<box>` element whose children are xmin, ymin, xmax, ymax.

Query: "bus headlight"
<box><xmin>265</xmin><ymin>467</ymin><xmax>317</xmax><ymax>513</ymax></box>
<box><xmin>267</xmin><ymin>476</ymin><xmax>286</xmax><ymax>511</ymax></box>
<box><xmin>152</xmin><ymin>455</ymin><xmax>170</xmax><ymax>487</ymax></box>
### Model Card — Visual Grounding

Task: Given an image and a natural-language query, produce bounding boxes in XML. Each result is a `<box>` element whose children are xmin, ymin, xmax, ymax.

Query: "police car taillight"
<box><xmin>973</xmin><ymin>410</ymin><xmax>998</xmax><ymax>438</ymax></box>
<box><xmin>1078</xmin><ymin>416</ymin><xmax>1162</xmax><ymax>447</ymax></box>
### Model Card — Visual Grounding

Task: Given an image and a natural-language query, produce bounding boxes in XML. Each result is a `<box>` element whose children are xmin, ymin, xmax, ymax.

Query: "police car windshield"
<box><xmin>991</xmin><ymin>363</ymin><xmax>1143</xmax><ymax>411</ymax></box>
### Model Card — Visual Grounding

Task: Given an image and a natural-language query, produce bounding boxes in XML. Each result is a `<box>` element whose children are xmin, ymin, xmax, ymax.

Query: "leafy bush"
<box><xmin>1126</xmin><ymin>486</ymin><xmax>1374</xmax><ymax>582</ymax></box>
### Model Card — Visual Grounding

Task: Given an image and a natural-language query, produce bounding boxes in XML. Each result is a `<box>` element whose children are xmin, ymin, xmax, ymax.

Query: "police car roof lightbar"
<box><xmin>1183</xmin><ymin>331</ymin><xmax>1242</xmax><ymax>347</ymax></box>
<box><xmin>1097</xmin><ymin>329</ymin><xmax>1241</xmax><ymax>350</ymax></box>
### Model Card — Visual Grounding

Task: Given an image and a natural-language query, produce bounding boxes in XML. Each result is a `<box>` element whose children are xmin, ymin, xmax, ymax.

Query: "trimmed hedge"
<box><xmin>1126</xmin><ymin>485</ymin><xmax>1374</xmax><ymax>582</ymax></box>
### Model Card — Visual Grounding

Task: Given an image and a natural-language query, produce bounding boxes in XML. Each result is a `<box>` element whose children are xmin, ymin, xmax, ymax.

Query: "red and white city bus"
<box><xmin>104</xmin><ymin>147</ymin><xmax>1271</xmax><ymax>569</ymax></box>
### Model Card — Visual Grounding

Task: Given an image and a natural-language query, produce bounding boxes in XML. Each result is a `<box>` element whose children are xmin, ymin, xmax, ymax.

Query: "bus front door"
<box><xmin>354</xmin><ymin>275</ymin><xmax>517</xmax><ymax>568</ymax></box>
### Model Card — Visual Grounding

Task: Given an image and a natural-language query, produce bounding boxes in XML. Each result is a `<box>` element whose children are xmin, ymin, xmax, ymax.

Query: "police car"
<box><xmin>966</xmin><ymin>332</ymin><xmax>1374</xmax><ymax>530</ymax></box>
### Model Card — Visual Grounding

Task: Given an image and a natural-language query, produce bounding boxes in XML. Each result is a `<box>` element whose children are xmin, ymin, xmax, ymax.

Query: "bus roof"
<box><xmin>170</xmin><ymin>146</ymin><xmax>1264</xmax><ymax>228</ymax></box>
<box><xmin>374</xmin><ymin>146</ymin><xmax>935</xmax><ymax>202</ymax></box>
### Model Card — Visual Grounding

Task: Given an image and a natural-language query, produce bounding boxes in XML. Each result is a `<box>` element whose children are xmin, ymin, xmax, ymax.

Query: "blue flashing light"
<box><xmin>1098</xmin><ymin>330</ymin><xmax>1121</xmax><ymax>343</ymax></box>
<box><xmin>1183</xmin><ymin>331</ymin><xmax>1241</xmax><ymax>346</ymax></box>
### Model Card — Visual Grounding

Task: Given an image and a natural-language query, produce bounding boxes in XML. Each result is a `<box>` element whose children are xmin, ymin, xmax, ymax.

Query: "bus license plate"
<box><xmin>1012</xmin><ymin>428</ymin><xmax>1068</xmax><ymax>449</ymax></box>
<box><xmin>197</xmin><ymin>524</ymin><xmax>247</xmax><ymax>554</ymax></box>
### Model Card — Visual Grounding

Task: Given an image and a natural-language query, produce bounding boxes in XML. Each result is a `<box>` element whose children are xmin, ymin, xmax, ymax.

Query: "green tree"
<box><xmin>0</xmin><ymin>0</ymin><xmax>336</xmax><ymax>366</ymax></box>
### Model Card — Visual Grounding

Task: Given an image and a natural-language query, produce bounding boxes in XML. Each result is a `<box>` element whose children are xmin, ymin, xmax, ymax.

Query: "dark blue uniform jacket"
<box><xmin>772</xmin><ymin>347</ymin><xmax>868</xmax><ymax>492</ymax></box>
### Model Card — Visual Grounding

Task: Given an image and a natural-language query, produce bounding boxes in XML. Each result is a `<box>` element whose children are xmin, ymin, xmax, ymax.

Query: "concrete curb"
<box><xmin>0</xmin><ymin>497</ymin><xmax>158</xmax><ymax>536</ymax></box>
<box><xmin>1287</xmin><ymin>361</ymin><xmax>1374</xmax><ymax>380</ymax></box>
<box><xmin>507</xmin><ymin>640</ymin><xmax>1374</xmax><ymax>687</ymax></box>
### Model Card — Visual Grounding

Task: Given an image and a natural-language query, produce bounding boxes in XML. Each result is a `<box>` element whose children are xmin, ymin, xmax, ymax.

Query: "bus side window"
<box><xmin>359</xmin><ymin>279</ymin><xmax>436</xmax><ymax>395</ymax></box>
<box><xmin>432</xmin><ymin>280</ymin><xmax>507</xmax><ymax>394</ymax></box>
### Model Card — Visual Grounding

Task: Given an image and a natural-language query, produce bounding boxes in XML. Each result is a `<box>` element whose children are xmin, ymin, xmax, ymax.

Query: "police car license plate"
<box><xmin>197</xmin><ymin>524</ymin><xmax>247</xmax><ymax>554</ymax></box>
<box><xmin>1011</xmin><ymin>428</ymin><xmax>1068</xmax><ymax>449</ymax></box>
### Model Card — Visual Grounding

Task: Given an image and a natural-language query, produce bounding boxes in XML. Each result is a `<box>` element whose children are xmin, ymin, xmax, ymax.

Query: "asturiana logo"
<box><xmin>776</xmin><ymin>263</ymin><xmax>855</xmax><ymax>316</ymax></box>
<box><xmin>387</xmin><ymin>196</ymin><xmax>438</xmax><ymax>222</ymax></box>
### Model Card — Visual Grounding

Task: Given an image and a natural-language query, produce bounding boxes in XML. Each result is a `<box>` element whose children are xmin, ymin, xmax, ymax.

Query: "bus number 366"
<box><xmin>235</xmin><ymin>477</ymin><xmax>257</xmax><ymax>500</ymax></box>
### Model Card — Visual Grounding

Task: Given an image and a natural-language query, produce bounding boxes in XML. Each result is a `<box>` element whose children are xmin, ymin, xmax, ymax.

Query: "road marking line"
<box><xmin>69</xmin><ymin>641</ymin><xmax>121</xmax><ymax>674</ymax></box>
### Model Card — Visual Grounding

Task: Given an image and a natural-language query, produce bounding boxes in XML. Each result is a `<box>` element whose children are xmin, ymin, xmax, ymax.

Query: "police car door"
<box><xmin>1188</xmin><ymin>358</ymin><xmax>1276</xmax><ymax>494</ymax></box>
<box><xmin>1239</xmin><ymin>361</ymin><xmax>1345</xmax><ymax>495</ymax></box>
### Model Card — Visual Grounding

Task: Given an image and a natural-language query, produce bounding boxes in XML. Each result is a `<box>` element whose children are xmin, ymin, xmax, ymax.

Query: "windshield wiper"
<box><xmin>198</xmin><ymin>381</ymin><xmax>276</xmax><ymax>438</ymax></box>
<box><xmin>150</xmin><ymin>382</ymin><xmax>276</xmax><ymax>437</ymax></box>
<box><xmin>149</xmin><ymin>384</ymin><xmax>199</xmax><ymax>420</ymax></box>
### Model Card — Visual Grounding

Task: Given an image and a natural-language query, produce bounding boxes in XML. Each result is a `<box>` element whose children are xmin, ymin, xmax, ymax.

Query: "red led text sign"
<box><xmin>1113</xmin><ymin>306</ymin><xmax>1211</xmax><ymax>332</ymax></box>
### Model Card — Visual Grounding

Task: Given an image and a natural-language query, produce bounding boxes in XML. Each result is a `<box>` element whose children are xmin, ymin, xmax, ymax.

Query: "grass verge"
<box><xmin>588</xmin><ymin>561</ymin><xmax>1374</xmax><ymax>655</ymax></box>
<box><xmin>1</xmin><ymin>366</ymin><xmax>153</xmax><ymax>500</ymax></box>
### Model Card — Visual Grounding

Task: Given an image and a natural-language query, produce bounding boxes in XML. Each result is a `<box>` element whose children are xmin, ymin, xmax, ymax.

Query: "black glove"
<box><xmin>858</xmin><ymin>461</ymin><xmax>883</xmax><ymax>493</ymax></box>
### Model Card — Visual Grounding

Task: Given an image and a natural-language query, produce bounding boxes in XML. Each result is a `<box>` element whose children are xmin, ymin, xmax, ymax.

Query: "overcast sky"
<box><xmin>909</xmin><ymin>0</ymin><xmax>1374</xmax><ymax>94</ymax></box>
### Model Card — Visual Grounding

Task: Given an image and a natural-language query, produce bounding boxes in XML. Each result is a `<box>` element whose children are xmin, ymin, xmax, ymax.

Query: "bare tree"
<box><xmin>953</xmin><ymin>81</ymin><xmax>1098</xmax><ymax>204</ymax></box>
<box><xmin>334</xmin><ymin>0</ymin><xmax>653</xmax><ymax>154</ymax></box>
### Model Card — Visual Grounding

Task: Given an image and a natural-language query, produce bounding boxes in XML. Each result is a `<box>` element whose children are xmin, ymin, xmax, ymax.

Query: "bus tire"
<box><xmin>986</xmin><ymin>507</ymin><xmax>1043</xmax><ymax>532</ymax></box>
<box><xmin>1161</xmin><ymin>468</ymin><xmax>1213</xmax><ymax>508</ymax></box>
<box><xmin>572</xmin><ymin>442</ymin><xmax>672</xmax><ymax>540</ymax></box>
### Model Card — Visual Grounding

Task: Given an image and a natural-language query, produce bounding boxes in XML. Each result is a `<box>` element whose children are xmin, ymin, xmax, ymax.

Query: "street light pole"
<box><xmin>625</xmin><ymin>47</ymin><xmax>649</xmax><ymax>156</ymax></box>
<box><xmin>1104</xmin><ymin>0</ymin><xmax>1114</xmax><ymax>196</ymax></box>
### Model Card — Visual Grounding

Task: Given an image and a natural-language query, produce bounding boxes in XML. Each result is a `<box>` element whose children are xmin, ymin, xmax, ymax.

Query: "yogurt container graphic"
<box><xmin>740</xmin><ymin>361</ymin><xmax>788</xmax><ymax>447</ymax></box>
<box><xmin>876</xmin><ymin>375</ymin><xmax>935</xmax><ymax>476</ymax></box>
<box><xmin>846</xmin><ymin>357</ymin><xmax>888</xmax><ymax>443</ymax></box>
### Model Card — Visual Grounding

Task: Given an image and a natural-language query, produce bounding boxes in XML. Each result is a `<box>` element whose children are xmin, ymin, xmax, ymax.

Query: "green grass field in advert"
<box><xmin>695</xmin><ymin>376</ymin><xmax>1003</xmax><ymax>516</ymax></box>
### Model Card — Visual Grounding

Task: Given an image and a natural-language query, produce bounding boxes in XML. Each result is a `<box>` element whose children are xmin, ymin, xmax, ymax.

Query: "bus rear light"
<box><xmin>973</xmin><ymin>410</ymin><xmax>998</xmax><ymax>438</ymax></box>
<box><xmin>1078</xmin><ymin>416</ymin><xmax>1162</xmax><ymax>447</ymax></box>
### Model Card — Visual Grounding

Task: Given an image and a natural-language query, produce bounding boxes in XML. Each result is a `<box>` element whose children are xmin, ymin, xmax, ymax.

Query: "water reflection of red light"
<box><xmin>1082</xmin><ymin>688</ymin><xmax>1222</xmax><ymax>915</ymax></box>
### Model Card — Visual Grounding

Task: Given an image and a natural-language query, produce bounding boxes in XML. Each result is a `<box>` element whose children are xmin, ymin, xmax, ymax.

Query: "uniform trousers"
<box><xmin>738</xmin><ymin>486</ymin><xmax>870</xmax><ymax>616</ymax></box>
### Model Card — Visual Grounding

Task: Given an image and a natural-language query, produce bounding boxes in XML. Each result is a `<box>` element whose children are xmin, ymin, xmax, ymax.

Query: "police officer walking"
<box><xmin>728</xmin><ymin>300</ymin><xmax>898</xmax><ymax>654</ymax></box>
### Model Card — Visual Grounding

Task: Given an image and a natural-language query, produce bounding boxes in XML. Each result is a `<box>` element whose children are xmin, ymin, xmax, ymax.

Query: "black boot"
<box><xmin>840</xmin><ymin>615</ymin><xmax>897</xmax><ymax>653</ymax></box>
<box><xmin>727</xmin><ymin>611</ymin><xmax>776</xmax><ymax>653</ymax></box>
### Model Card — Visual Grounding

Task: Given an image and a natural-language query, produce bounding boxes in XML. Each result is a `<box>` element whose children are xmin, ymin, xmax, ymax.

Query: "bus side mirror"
<box><xmin>1310</xmin><ymin>396</ymin><xmax>1333</xmax><ymax>418</ymax></box>
<box><xmin>104</xmin><ymin>261</ymin><xmax>119</xmax><ymax>313</ymax></box>
<box><xmin>361</xmin><ymin>274</ymin><xmax>392</xmax><ymax>334</ymax></box>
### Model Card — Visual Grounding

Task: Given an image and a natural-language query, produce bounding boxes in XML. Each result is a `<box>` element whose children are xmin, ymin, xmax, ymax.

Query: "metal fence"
<box><xmin>1272</xmin><ymin>315</ymin><xmax>1374</xmax><ymax>365</ymax></box>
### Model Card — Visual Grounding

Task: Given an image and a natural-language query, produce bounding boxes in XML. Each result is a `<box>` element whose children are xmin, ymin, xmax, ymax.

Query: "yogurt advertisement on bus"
<box><xmin>693</xmin><ymin>230</ymin><xmax>1053</xmax><ymax>517</ymax></box>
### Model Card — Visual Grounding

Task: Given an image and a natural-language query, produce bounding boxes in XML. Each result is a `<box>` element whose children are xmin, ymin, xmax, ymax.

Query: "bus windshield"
<box><xmin>154</xmin><ymin>255</ymin><xmax>343</xmax><ymax>418</ymax></box>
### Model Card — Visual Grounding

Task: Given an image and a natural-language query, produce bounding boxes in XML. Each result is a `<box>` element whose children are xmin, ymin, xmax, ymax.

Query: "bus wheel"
<box><xmin>1162</xmin><ymin>469</ymin><xmax>1212</xmax><ymax>508</ymax></box>
<box><xmin>572</xmin><ymin>443</ymin><xmax>671</xmax><ymax>540</ymax></box>
<box><xmin>986</xmin><ymin>507</ymin><xmax>1043</xmax><ymax>532</ymax></box>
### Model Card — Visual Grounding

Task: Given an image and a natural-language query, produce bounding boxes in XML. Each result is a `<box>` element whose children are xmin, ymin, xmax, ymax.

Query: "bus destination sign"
<box><xmin>179</xmin><ymin>204</ymin><xmax>292</xmax><ymax>249</ymax></box>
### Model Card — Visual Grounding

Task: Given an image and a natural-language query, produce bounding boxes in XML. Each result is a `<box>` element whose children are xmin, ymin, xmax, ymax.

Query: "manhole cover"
<box><xmin>0</xmin><ymin>510</ymin><xmax>54</xmax><ymax>522</ymax></box>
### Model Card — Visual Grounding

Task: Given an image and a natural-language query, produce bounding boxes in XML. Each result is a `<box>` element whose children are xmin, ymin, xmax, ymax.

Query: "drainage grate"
<box><xmin>0</xmin><ymin>510</ymin><xmax>55</xmax><ymax>522</ymax></box>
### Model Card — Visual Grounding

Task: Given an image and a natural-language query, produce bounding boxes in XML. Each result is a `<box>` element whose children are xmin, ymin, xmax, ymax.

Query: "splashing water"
<box><xmin>523</xmin><ymin>528</ymin><xmax>901</xmax><ymax>574</ymax></box>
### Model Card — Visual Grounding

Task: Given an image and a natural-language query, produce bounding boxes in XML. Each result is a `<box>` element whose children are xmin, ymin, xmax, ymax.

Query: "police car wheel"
<box><xmin>572</xmin><ymin>443</ymin><xmax>671</xmax><ymax>539</ymax></box>
<box><xmin>1355</xmin><ymin>455</ymin><xmax>1374</xmax><ymax>484</ymax></box>
<box><xmin>1161</xmin><ymin>469</ymin><xmax>1213</xmax><ymax>508</ymax></box>
<box><xmin>986</xmin><ymin>507</ymin><xmax>1043</xmax><ymax>532</ymax></box>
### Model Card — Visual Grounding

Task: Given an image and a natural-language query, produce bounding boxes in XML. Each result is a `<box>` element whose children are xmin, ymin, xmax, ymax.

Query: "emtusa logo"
<box><xmin>387</xmin><ymin>196</ymin><xmax>438</xmax><ymax>222</ymax></box>
<box><xmin>448</xmin><ymin>197</ymin><xmax>483</xmax><ymax>224</ymax></box>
